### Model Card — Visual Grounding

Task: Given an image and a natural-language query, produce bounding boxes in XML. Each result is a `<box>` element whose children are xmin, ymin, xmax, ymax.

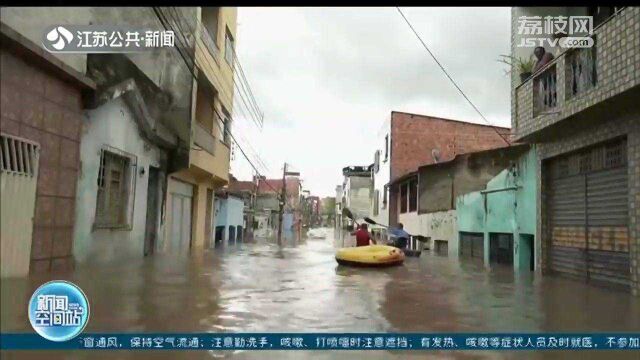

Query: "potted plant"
<box><xmin>498</xmin><ymin>54</ymin><xmax>536</xmax><ymax>83</ymax></box>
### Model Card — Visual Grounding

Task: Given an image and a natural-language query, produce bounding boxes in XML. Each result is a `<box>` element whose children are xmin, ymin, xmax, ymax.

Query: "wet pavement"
<box><xmin>2</xmin><ymin>228</ymin><xmax>639</xmax><ymax>359</ymax></box>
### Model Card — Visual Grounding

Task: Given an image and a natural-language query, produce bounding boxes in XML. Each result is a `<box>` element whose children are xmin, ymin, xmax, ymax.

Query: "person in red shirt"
<box><xmin>351</xmin><ymin>223</ymin><xmax>376</xmax><ymax>247</ymax></box>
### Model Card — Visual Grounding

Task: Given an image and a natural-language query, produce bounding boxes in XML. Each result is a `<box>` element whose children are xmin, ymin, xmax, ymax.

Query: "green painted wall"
<box><xmin>456</xmin><ymin>146</ymin><xmax>538</xmax><ymax>271</ymax></box>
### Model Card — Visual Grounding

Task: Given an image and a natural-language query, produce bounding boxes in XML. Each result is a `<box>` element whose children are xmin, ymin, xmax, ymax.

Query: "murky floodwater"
<box><xmin>2</xmin><ymin>228</ymin><xmax>639</xmax><ymax>359</ymax></box>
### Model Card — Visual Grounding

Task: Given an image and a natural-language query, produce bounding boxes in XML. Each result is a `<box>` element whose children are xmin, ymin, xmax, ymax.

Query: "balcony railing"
<box><xmin>513</xmin><ymin>7</ymin><xmax>639</xmax><ymax>140</ymax></box>
<box><xmin>194</xmin><ymin>121</ymin><xmax>215</xmax><ymax>155</ymax></box>
<box><xmin>533</xmin><ymin>65</ymin><xmax>558</xmax><ymax>116</ymax></box>
<box><xmin>567</xmin><ymin>46</ymin><xmax>597</xmax><ymax>99</ymax></box>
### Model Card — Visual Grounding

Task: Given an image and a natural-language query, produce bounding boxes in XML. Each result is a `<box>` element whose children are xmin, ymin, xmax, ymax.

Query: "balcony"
<box><xmin>193</xmin><ymin>121</ymin><xmax>215</xmax><ymax>155</ymax></box>
<box><xmin>513</xmin><ymin>7</ymin><xmax>640</xmax><ymax>141</ymax></box>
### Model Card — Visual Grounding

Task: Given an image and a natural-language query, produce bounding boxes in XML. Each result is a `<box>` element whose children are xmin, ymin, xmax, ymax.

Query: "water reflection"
<box><xmin>2</xmin><ymin>227</ymin><xmax>639</xmax><ymax>359</ymax></box>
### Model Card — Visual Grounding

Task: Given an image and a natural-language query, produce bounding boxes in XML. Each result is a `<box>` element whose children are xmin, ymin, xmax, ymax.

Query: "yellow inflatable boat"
<box><xmin>335</xmin><ymin>245</ymin><xmax>405</xmax><ymax>267</ymax></box>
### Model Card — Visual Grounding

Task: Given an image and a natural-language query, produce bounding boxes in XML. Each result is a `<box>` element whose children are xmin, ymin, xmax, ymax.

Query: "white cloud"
<box><xmin>231</xmin><ymin>7</ymin><xmax>512</xmax><ymax>197</ymax></box>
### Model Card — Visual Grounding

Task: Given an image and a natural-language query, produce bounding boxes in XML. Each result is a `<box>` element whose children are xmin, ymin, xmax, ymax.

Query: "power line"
<box><xmin>172</xmin><ymin>7</ymin><xmax>264</xmax><ymax>129</ymax></box>
<box><xmin>167</xmin><ymin>7</ymin><xmax>264</xmax><ymax>131</ymax></box>
<box><xmin>395</xmin><ymin>7</ymin><xmax>511</xmax><ymax>146</ymax></box>
<box><xmin>163</xmin><ymin>8</ymin><xmax>270</xmax><ymax>171</ymax></box>
<box><xmin>153</xmin><ymin>7</ymin><xmax>280</xmax><ymax>193</ymax></box>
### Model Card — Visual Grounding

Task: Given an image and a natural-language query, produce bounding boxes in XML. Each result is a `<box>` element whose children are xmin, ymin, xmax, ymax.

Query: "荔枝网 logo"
<box><xmin>45</xmin><ymin>26</ymin><xmax>74</xmax><ymax>51</ymax></box>
<box><xmin>28</xmin><ymin>280</ymin><xmax>90</xmax><ymax>342</ymax></box>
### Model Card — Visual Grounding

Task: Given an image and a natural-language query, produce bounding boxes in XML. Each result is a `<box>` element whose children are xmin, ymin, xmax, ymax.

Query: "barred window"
<box><xmin>95</xmin><ymin>148</ymin><xmax>136</xmax><ymax>229</ymax></box>
<box><xmin>578</xmin><ymin>151</ymin><xmax>592</xmax><ymax>174</ymax></box>
<box><xmin>605</xmin><ymin>140</ymin><xmax>626</xmax><ymax>168</ymax></box>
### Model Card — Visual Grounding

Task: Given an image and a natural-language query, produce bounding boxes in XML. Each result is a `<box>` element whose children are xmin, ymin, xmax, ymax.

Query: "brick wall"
<box><xmin>537</xmin><ymin>114</ymin><xmax>640</xmax><ymax>295</ymax></box>
<box><xmin>0</xmin><ymin>48</ymin><xmax>83</xmax><ymax>273</ymax></box>
<box><xmin>513</xmin><ymin>7</ymin><xmax>640</xmax><ymax>140</ymax></box>
<box><xmin>389</xmin><ymin>112</ymin><xmax>510</xmax><ymax>181</ymax></box>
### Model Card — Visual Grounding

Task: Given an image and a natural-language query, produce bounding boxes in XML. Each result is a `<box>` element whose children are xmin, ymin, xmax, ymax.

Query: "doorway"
<box><xmin>520</xmin><ymin>234</ymin><xmax>534</xmax><ymax>271</ymax></box>
<box><xmin>144</xmin><ymin>167</ymin><xmax>160</xmax><ymax>256</ymax></box>
<box><xmin>490</xmin><ymin>233</ymin><xmax>514</xmax><ymax>266</ymax></box>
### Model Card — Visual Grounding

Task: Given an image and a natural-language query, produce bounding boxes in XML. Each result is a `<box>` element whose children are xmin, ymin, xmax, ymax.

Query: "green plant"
<box><xmin>497</xmin><ymin>54</ymin><xmax>536</xmax><ymax>75</ymax></box>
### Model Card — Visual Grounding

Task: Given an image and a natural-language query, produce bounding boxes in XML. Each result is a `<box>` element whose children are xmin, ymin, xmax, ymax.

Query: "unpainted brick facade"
<box><xmin>389</xmin><ymin>112</ymin><xmax>511</xmax><ymax>182</ymax></box>
<box><xmin>387</xmin><ymin>112</ymin><xmax>511</xmax><ymax>226</ymax></box>
<box><xmin>0</xmin><ymin>48</ymin><xmax>83</xmax><ymax>272</ymax></box>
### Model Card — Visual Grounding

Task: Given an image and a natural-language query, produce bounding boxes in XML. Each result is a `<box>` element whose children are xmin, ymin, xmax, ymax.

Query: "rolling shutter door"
<box><xmin>547</xmin><ymin>138</ymin><xmax>629</xmax><ymax>289</ymax></box>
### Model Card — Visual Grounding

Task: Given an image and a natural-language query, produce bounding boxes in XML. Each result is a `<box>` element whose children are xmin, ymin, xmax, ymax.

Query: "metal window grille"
<box><xmin>94</xmin><ymin>147</ymin><xmax>137</xmax><ymax>229</ymax></box>
<box><xmin>567</xmin><ymin>42</ymin><xmax>597</xmax><ymax>98</ymax></box>
<box><xmin>605</xmin><ymin>140</ymin><xmax>626</xmax><ymax>169</ymax></box>
<box><xmin>0</xmin><ymin>134</ymin><xmax>39</xmax><ymax>177</ymax></box>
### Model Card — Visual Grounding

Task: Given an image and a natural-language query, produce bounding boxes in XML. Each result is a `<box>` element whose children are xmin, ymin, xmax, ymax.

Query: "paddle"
<box><xmin>341</xmin><ymin>207</ymin><xmax>359</xmax><ymax>226</ymax></box>
<box><xmin>363</xmin><ymin>217</ymin><xmax>429</xmax><ymax>243</ymax></box>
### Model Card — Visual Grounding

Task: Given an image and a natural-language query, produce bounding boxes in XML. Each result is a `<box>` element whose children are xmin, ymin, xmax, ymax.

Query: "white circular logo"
<box><xmin>45</xmin><ymin>26</ymin><xmax>74</xmax><ymax>50</ymax></box>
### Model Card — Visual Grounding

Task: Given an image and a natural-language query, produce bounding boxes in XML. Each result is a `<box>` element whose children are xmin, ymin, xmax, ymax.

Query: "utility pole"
<box><xmin>277</xmin><ymin>162</ymin><xmax>300</xmax><ymax>246</ymax></box>
<box><xmin>277</xmin><ymin>163</ymin><xmax>287</xmax><ymax>246</ymax></box>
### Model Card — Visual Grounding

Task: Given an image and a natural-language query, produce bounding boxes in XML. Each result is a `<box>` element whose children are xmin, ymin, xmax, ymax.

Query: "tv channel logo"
<box><xmin>28</xmin><ymin>280</ymin><xmax>90</xmax><ymax>342</ymax></box>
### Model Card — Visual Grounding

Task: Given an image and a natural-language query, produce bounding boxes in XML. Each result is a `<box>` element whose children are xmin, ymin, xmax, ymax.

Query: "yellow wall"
<box><xmin>165</xmin><ymin>170</ymin><xmax>222</xmax><ymax>253</ymax></box>
<box><xmin>162</xmin><ymin>7</ymin><xmax>236</xmax><ymax>256</ymax></box>
<box><xmin>196</xmin><ymin>7</ymin><xmax>237</xmax><ymax>115</ymax></box>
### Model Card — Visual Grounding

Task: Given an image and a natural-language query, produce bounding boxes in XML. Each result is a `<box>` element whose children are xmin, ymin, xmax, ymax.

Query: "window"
<box><xmin>384</xmin><ymin>134</ymin><xmax>389</xmax><ymax>162</ymax></box>
<box><xmin>224</xmin><ymin>28</ymin><xmax>234</xmax><ymax>65</ymax></box>
<box><xmin>95</xmin><ymin>148</ymin><xmax>136</xmax><ymax>228</ymax></box>
<box><xmin>409</xmin><ymin>179</ymin><xmax>418</xmax><ymax>212</ymax></box>
<box><xmin>374</xmin><ymin>150</ymin><xmax>380</xmax><ymax>173</ymax></box>
<box><xmin>400</xmin><ymin>183</ymin><xmax>408</xmax><ymax>214</ymax></box>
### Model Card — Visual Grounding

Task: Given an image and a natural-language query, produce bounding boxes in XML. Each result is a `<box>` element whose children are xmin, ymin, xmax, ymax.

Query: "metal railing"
<box><xmin>533</xmin><ymin>65</ymin><xmax>557</xmax><ymax>116</ymax></box>
<box><xmin>567</xmin><ymin>46</ymin><xmax>597</xmax><ymax>99</ymax></box>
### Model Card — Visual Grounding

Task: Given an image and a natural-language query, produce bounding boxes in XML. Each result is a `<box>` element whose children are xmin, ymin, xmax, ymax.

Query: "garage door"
<box><xmin>459</xmin><ymin>232</ymin><xmax>484</xmax><ymax>259</ymax></box>
<box><xmin>547</xmin><ymin>138</ymin><xmax>629</xmax><ymax>289</ymax></box>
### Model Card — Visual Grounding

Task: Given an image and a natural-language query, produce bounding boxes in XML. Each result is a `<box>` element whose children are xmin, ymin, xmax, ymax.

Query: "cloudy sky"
<box><xmin>230</xmin><ymin>7</ymin><xmax>512</xmax><ymax>197</ymax></box>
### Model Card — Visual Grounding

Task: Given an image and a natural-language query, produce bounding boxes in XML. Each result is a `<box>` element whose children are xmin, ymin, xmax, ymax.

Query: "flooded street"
<box><xmin>2</xmin><ymin>228</ymin><xmax>639</xmax><ymax>360</ymax></box>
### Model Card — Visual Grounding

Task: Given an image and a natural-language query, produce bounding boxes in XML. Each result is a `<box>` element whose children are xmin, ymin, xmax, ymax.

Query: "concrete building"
<box><xmin>341</xmin><ymin>165</ymin><xmax>373</xmax><ymax>228</ymax></box>
<box><xmin>227</xmin><ymin>175</ymin><xmax>258</xmax><ymax>238</ymax></box>
<box><xmin>0</xmin><ymin>22</ymin><xmax>95</xmax><ymax>275</ymax></box>
<box><xmin>164</xmin><ymin>7</ymin><xmax>238</xmax><ymax>253</ymax></box>
<box><xmin>389</xmin><ymin>144</ymin><xmax>529</xmax><ymax>257</ymax></box>
<box><xmin>511</xmin><ymin>7</ymin><xmax>640</xmax><ymax>294</ymax></box>
<box><xmin>369</xmin><ymin>111</ymin><xmax>511</xmax><ymax>232</ymax></box>
<box><xmin>253</xmin><ymin>177</ymin><xmax>302</xmax><ymax>232</ymax></box>
<box><xmin>0</xmin><ymin>7</ymin><xmax>240</xmax><ymax>272</ymax></box>
<box><xmin>214</xmin><ymin>191</ymin><xmax>245</xmax><ymax>246</ymax></box>
<box><xmin>456</xmin><ymin>146</ymin><xmax>538</xmax><ymax>272</ymax></box>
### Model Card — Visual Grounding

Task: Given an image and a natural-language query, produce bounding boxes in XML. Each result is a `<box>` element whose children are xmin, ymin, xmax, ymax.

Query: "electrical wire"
<box><xmin>170</xmin><ymin>7</ymin><xmax>264</xmax><ymax>129</ymax></box>
<box><xmin>396</xmin><ymin>7</ymin><xmax>511</xmax><ymax>146</ymax></box>
<box><xmin>161</xmin><ymin>7</ymin><xmax>270</xmax><ymax>174</ymax></box>
<box><xmin>153</xmin><ymin>7</ymin><xmax>280</xmax><ymax>193</ymax></box>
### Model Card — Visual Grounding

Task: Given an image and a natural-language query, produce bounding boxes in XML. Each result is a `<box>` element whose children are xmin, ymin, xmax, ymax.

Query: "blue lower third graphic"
<box><xmin>27</xmin><ymin>280</ymin><xmax>90</xmax><ymax>342</ymax></box>
<box><xmin>1</xmin><ymin>333</ymin><xmax>639</xmax><ymax>350</ymax></box>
